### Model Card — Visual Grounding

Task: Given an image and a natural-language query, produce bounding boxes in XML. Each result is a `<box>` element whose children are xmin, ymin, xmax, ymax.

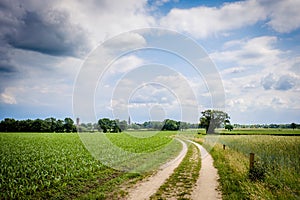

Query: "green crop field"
<box><xmin>198</xmin><ymin>134</ymin><xmax>300</xmax><ymax>199</ymax></box>
<box><xmin>1</xmin><ymin>130</ymin><xmax>299</xmax><ymax>199</ymax></box>
<box><xmin>0</xmin><ymin>131</ymin><xmax>181</xmax><ymax>199</ymax></box>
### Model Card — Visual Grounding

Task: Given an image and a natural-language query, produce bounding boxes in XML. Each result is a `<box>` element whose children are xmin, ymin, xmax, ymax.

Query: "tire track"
<box><xmin>126</xmin><ymin>138</ymin><xmax>187</xmax><ymax>200</ymax></box>
<box><xmin>188</xmin><ymin>140</ymin><xmax>222</xmax><ymax>200</ymax></box>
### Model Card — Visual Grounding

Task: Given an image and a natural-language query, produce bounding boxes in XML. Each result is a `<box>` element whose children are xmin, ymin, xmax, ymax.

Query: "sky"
<box><xmin>0</xmin><ymin>0</ymin><xmax>300</xmax><ymax>124</ymax></box>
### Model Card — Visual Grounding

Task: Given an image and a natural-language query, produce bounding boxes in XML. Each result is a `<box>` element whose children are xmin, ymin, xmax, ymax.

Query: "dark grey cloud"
<box><xmin>261</xmin><ymin>73</ymin><xmax>297</xmax><ymax>91</ymax></box>
<box><xmin>0</xmin><ymin>62</ymin><xmax>17</xmax><ymax>74</ymax></box>
<box><xmin>0</xmin><ymin>46</ymin><xmax>19</xmax><ymax>92</ymax></box>
<box><xmin>0</xmin><ymin>1</ymin><xmax>90</xmax><ymax>57</ymax></box>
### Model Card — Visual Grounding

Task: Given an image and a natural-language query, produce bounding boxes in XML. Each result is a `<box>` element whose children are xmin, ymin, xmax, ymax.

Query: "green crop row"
<box><xmin>0</xmin><ymin>132</ymin><xmax>181</xmax><ymax>199</ymax></box>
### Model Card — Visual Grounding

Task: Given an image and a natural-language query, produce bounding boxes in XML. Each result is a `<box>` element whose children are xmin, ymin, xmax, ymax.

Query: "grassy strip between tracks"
<box><xmin>150</xmin><ymin>142</ymin><xmax>201</xmax><ymax>200</ymax></box>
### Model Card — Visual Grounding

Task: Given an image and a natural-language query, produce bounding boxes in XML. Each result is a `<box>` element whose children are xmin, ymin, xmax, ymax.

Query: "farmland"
<box><xmin>218</xmin><ymin>128</ymin><xmax>300</xmax><ymax>135</ymax></box>
<box><xmin>198</xmin><ymin>134</ymin><xmax>300</xmax><ymax>199</ymax></box>
<box><xmin>0</xmin><ymin>130</ymin><xmax>299</xmax><ymax>199</ymax></box>
<box><xmin>0</xmin><ymin>132</ymin><xmax>181</xmax><ymax>199</ymax></box>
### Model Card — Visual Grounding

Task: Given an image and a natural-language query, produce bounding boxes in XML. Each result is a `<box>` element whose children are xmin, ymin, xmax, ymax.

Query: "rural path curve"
<box><xmin>188</xmin><ymin>140</ymin><xmax>222</xmax><ymax>200</ymax></box>
<box><xmin>126</xmin><ymin>138</ymin><xmax>188</xmax><ymax>200</ymax></box>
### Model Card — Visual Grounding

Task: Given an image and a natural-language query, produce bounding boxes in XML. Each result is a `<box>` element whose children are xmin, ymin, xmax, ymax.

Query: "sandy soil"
<box><xmin>188</xmin><ymin>140</ymin><xmax>222</xmax><ymax>200</ymax></box>
<box><xmin>126</xmin><ymin>138</ymin><xmax>188</xmax><ymax>200</ymax></box>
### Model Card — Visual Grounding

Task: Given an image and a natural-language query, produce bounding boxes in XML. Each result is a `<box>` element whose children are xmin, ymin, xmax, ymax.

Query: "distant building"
<box><xmin>128</xmin><ymin>116</ymin><xmax>131</xmax><ymax>125</ymax></box>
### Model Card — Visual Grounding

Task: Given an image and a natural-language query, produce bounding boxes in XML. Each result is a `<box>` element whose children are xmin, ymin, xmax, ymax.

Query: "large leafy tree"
<box><xmin>98</xmin><ymin>118</ymin><xmax>111</xmax><ymax>133</ymax></box>
<box><xmin>162</xmin><ymin>119</ymin><xmax>180</xmax><ymax>131</ymax></box>
<box><xmin>199</xmin><ymin>110</ymin><xmax>230</xmax><ymax>134</ymax></box>
<box><xmin>98</xmin><ymin>118</ymin><xmax>122</xmax><ymax>133</ymax></box>
<box><xmin>64</xmin><ymin>118</ymin><xmax>76</xmax><ymax>132</ymax></box>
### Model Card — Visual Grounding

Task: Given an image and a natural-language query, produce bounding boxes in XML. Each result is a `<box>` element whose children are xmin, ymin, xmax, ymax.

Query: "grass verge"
<box><xmin>195</xmin><ymin>136</ymin><xmax>299</xmax><ymax>200</ymax></box>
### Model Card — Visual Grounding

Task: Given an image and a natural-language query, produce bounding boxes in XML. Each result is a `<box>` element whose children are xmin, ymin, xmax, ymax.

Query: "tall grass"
<box><xmin>201</xmin><ymin>135</ymin><xmax>300</xmax><ymax>199</ymax></box>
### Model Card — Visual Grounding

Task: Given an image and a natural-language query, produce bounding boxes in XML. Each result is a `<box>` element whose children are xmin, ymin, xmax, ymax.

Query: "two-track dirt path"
<box><xmin>188</xmin><ymin>140</ymin><xmax>222</xmax><ymax>200</ymax></box>
<box><xmin>126</xmin><ymin>138</ymin><xmax>188</xmax><ymax>200</ymax></box>
<box><xmin>126</xmin><ymin>139</ymin><xmax>222</xmax><ymax>200</ymax></box>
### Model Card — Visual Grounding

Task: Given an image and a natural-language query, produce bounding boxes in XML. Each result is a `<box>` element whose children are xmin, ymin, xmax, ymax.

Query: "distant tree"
<box><xmin>0</xmin><ymin>118</ymin><xmax>17</xmax><ymax>132</ymax></box>
<box><xmin>152</xmin><ymin>121</ymin><xmax>163</xmax><ymax>130</ymax></box>
<box><xmin>291</xmin><ymin>123</ymin><xmax>297</xmax><ymax>130</ymax></box>
<box><xmin>32</xmin><ymin>119</ymin><xmax>48</xmax><ymax>132</ymax></box>
<box><xmin>225</xmin><ymin>124</ymin><xmax>234</xmax><ymax>131</ymax></box>
<box><xmin>98</xmin><ymin>118</ymin><xmax>122</xmax><ymax>133</ymax></box>
<box><xmin>98</xmin><ymin>118</ymin><xmax>111</xmax><ymax>133</ymax></box>
<box><xmin>143</xmin><ymin>121</ymin><xmax>152</xmax><ymax>129</ymax></box>
<box><xmin>55</xmin><ymin>119</ymin><xmax>64</xmax><ymax>132</ymax></box>
<box><xmin>93</xmin><ymin>123</ymin><xmax>100</xmax><ymax>132</ymax></box>
<box><xmin>64</xmin><ymin>118</ymin><xmax>76</xmax><ymax>132</ymax></box>
<box><xmin>199</xmin><ymin>110</ymin><xmax>230</xmax><ymax>134</ymax></box>
<box><xmin>45</xmin><ymin>117</ymin><xmax>57</xmax><ymax>132</ymax></box>
<box><xmin>162</xmin><ymin>119</ymin><xmax>180</xmax><ymax>131</ymax></box>
<box><xmin>130</xmin><ymin>123</ymin><xmax>141</xmax><ymax>130</ymax></box>
<box><xmin>118</xmin><ymin>120</ymin><xmax>128</xmax><ymax>131</ymax></box>
<box><xmin>111</xmin><ymin>120</ymin><xmax>121</xmax><ymax>133</ymax></box>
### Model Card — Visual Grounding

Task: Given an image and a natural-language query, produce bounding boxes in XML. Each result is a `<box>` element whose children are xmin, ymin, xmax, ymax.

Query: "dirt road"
<box><xmin>188</xmin><ymin>140</ymin><xmax>222</xmax><ymax>200</ymax></box>
<box><xmin>126</xmin><ymin>139</ymin><xmax>188</xmax><ymax>200</ymax></box>
<box><xmin>126</xmin><ymin>139</ymin><xmax>222</xmax><ymax>200</ymax></box>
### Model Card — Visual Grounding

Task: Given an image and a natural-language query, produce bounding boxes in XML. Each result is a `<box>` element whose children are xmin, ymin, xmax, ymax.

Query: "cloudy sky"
<box><xmin>0</xmin><ymin>0</ymin><xmax>300</xmax><ymax>124</ymax></box>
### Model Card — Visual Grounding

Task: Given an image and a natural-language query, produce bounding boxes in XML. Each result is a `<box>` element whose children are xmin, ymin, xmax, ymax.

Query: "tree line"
<box><xmin>93</xmin><ymin>118</ymin><xmax>197</xmax><ymax>133</ymax></box>
<box><xmin>1</xmin><ymin>110</ymin><xmax>297</xmax><ymax>133</ymax></box>
<box><xmin>78</xmin><ymin>119</ymin><xmax>199</xmax><ymax>132</ymax></box>
<box><xmin>0</xmin><ymin>118</ymin><xmax>77</xmax><ymax>132</ymax></box>
<box><xmin>232</xmin><ymin>123</ymin><xmax>300</xmax><ymax>129</ymax></box>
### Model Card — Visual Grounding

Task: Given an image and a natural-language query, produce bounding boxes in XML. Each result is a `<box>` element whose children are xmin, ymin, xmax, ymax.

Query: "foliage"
<box><xmin>117</xmin><ymin>120</ymin><xmax>128</xmax><ymax>131</ymax></box>
<box><xmin>233</xmin><ymin>123</ymin><xmax>300</xmax><ymax>129</ymax></box>
<box><xmin>248</xmin><ymin>161</ymin><xmax>266</xmax><ymax>181</ymax></box>
<box><xmin>78</xmin><ymin>123</ymin><xmax>99</xmax><ymax>132</ymax></box>
<box><xmin>0</xmin><ymin>118</ymin><xmax>77</xmax><ymax>132</ymax></box>
<box><xmin>291</xmin><ymin>122</ymin><xmax>297</xmax><ymax>130</ymax></box>
<box><xmin>162</xmin><ymin>119</ymin><xmax>180</xmax><ymax>131</ymax></box>
<box><xmin>225</xmin><ymin>124</ymin><xmax>234</xmax><ymax>131</ymax></box>
<box><xmin>64</xmin><ymin>118</ymin><xmax>76</xmax><ymax>132</ymax></box>
<box><xmin>98</xmin><ymin>118</ymin><xmax>121</xmax><ymax>133</ymax></box>
<box><xmin>200</xmin><ymin>135</ymin><xmax>300</xmax><ymax>199</ymax></box>
<box><xmin>127</xmin><ymin>121</ymin><xmax>198</xmax><ymax>130</ymax></box>
<box><xmin>199</xmin><ymin>110</ymin><xmax>230</xmax><ymax>134</ymax></box>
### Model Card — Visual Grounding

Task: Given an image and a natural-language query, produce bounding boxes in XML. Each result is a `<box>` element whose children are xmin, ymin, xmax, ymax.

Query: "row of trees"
<box><xmin>1</xmin><ymin>110</ymin><xmax>297</xmax><ymax>133</ymax></box>
<box><xmin>94</xmin><ymin>111</ymin><xmax>231</xmax><ymax>133</ymax></box>
<box><xmin>0</xmin><ymin>110</ymin><xmax>230</xmax><ymax>133</ymax></box>
<box><xmin>95</xmin><ymin>118</ymin><xmax>185</xmax><ymax>133</ymax></box>
<box><xmin>233</xmin><ymin>123</ymin><xmax>300</xmax><ymax>129</ymax></box>
<box><xmin>0</xmin><ymin>118</ymin><xmax>77</xmax><ymax>132</ymax></box>
<box><xmin>78</xmin><ymin>120</ymin><xmax>199</xmax><ymax>132</ymax></box>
